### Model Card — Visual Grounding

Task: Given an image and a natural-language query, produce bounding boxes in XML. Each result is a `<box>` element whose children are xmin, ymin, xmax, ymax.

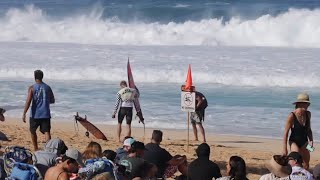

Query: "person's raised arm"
<box><xmin>112</xmin><ymin>93</ymin><xmax>121</xmax><ymax>118</ymax></box>
<box><xmin>307</xmin><ymin>111</ymin><xmax>313</xmax><ymax>147</ymax></box>
<box><xmin>196</xmin><ymin>95</ymin><xmax>203</xmax><ymax>109</ymax></box>
<box><xmin>49</xmin><ymin>87</ymin><xmax>55</xmax><ymax>104</ymax></box>
<box><xmin>22</xmin><ymin>86</ymin><xmax>33</xmax><ymax>123</ymax></box>
<box><xmin>283</xmin><ymin>113</ymin><xmax>294</xmax><ymax>155</ymax></box>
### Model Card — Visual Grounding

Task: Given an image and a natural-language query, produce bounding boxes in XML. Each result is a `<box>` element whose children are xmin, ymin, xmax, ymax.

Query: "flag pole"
<box><xmin>182</xmin><ymin>64</ymin><xmax>194</xmax><ymax>153</ymax></box>
<box><xmin>187</xmin><ymin>111</ymin><xmax>190</xmax><ymax>153</ymax></box>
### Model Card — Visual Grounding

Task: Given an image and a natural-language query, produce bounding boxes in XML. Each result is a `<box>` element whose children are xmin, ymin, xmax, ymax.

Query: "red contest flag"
<box><xmin>185</xmin><ymin>64</ymin><xmax>193</xmax><ymax>90</ymax></box>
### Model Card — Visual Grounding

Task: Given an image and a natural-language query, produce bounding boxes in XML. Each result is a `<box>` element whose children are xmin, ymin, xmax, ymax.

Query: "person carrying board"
<box><xmin>191</xmin><ymin>91</ymin><xmax>208</xmax><ymax>143</ymax></box>
<box><xmin>112</xmin><ymin>80</ymin><xmax>138</xmax><ymax>142</ymax></box>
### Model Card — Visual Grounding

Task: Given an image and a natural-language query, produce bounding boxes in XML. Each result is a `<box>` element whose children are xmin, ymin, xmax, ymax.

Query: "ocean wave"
<box><xmin>1</xmin><ymin>67</ymin><xmax>320</xmax><ymax>88</ymax></box>
<box><xmin>0</xmin><ymin>5</ymin><xmax>320</xmax><ymax>47</ymax></box>
<box><xmin>174</xmin><ymin>4</ymin><xmax>190</xmax><ymax>8</ymax></box>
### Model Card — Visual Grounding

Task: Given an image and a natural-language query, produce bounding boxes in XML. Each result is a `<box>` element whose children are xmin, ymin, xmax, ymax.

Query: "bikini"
<box><xmin>289</xmin><ymin>112</ymin><xmax>310</xmax><ymax>148</ymax></box>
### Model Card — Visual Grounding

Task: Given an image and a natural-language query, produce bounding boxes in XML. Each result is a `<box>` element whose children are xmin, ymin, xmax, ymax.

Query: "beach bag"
<box><xmin>7</xmin><ymin>162</ymin><xmax>42</xmax><ymax>180</ymax></box>
<box><xmin>3</xmin><ymin>146</ymin><xmax>36</xmax><ymax>176</ymax></box>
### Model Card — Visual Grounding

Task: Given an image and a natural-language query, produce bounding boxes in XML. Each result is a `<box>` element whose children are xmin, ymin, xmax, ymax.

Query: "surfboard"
<box><xmin>127</xmin><ymin>59</ymin><xmax>144</xmax><ymax>122</ymax></box>
<box><xmin>74</xmin><ymin>113</ymin><xmax>108</xmax><ymax>141</ymax></box>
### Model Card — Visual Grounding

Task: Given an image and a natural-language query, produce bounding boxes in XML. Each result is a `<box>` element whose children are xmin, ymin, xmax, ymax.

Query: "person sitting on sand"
<box><xmin>188</xmin><ymin>143</ymin><xmax>221</xmax><ymax>180</ymax></box>
<box><xmin>174</xmin><ymin>156</ymin><xmax>188</xmax><ymax>180</ymax></box>
<box><xmin>283</xmin><ymin>92</ymin><xmax>314</xmax><ymax>169</ymax></box>
<box><xmin>82</xmin><ymin>141</ymin><xmax>103</xmax><ymax>162</ymax></box>
<box><xmin>119</xmin><ymin>141</ymin><xmax>150</xmax><ymax>179</ymax></box>
<box><xmin>44</xmin><ymin>149</ymin><xmax>84</xmax><ymax>180</ymax></box>
<box><xmin>35</xmin><ymin>138</ymin><xmax>68</xmax><ymax>177</ymax></box>
<box><xmin>217</xmin><ymin>156</ymin><xmax>248</xmax><ymax>180</ymax></box>
<box><xmin>115</xmin><ymin>136</ymin><xmax>135</xmax><ymax>163</ymax></box>
<box><xmin>259</xmin><ymin>155</ymin><xmax>291</xmax><ymax>180</ymax></box>
<box><xmin>287</xmin><ymin>152</ymin><xmax>313</xmax><ymax>180</ymax></box>
<box><xmin>103</xmin><ymin>149</ymin><xmax>117</xmax><ymax>162</ymax></box>
<box><xmin>143</xmin><ymin>130</ymin><xmax>173</xmax><ymax>178</ymax></box>
<box><xmin>22</xmin><ymin>70</ymin><xmax>55</xmax><ymax>151</ymax></box>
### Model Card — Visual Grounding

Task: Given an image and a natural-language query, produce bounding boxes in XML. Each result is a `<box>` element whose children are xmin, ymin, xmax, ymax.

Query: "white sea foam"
<box><xmin>174</xmin><ymin>4</ymin><xmax>191</xmax><ymax>8</ymax></box>
<box><xmin>1</xmin><ymin>67</ymin><xmax>320</xmax><ymax>88</ymax></box>
<box><xmin>0</xmin><ymin>5</ymin><xmax>320</xmax><ymax>47</ymax></box>
<box><xmin>0</xmin><ymin>42</ymin><xmax>319</xmax><ymax>88</ymax></box>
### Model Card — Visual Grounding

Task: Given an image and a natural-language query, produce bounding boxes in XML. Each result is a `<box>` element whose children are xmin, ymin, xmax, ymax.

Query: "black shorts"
<box><xmin>118</xmin><ymin>107</ymin><xmax>133</xmax><ymax>125</ymax></box>
<box><xmin>30</xmin><ymin>118</ymin><xmax>51</xmax><ymax>134</ymax></box>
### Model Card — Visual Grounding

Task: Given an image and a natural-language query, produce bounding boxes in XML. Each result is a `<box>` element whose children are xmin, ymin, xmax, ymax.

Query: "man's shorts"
<box><xmin>30</xmin><ymin>118</ymin><xmax>51</xmax><ymax>134</ymax></box>
<box><xmin>118</xmin><ymin>107</ymin><xmax>133</xmax><ymax>125</ymax></box>
<box><xmin>190</xmin><ymin>110</ymin><xmax>204</xmax><ymax>124</ymax></box>
<box><xmin>190</xmin><ymin>112</ymin><xmax>203</xmax><ymax>124</ymax></box>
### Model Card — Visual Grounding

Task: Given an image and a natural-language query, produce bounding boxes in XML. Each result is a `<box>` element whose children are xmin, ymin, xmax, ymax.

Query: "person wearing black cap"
<box><xmin>287</xmin><ymin>152</ymin><xmax>313</xmax><ymax>180</ymax></box>
<box><xmin>119</xmin><ymin>141</ymin><xmax>153</xmax><ymax>179</ymax></box>
<box><xmin>188</xmin><ymin>143</ymin><xmax>221</xmax><ymax>180</ymax></box>
<box><xmin>22</xmin><ymin>70</ymin><xmax>55</xmax><ymax>151</ymax></box>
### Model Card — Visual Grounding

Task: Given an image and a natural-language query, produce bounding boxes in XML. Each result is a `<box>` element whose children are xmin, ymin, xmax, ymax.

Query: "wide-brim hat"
<box><xmin>266</xmin><ymin>155</ymin><xmax>291</xmax><ymax>178</ymax></box>
<box><xmin>293</xmin><ymin>92</ymin><xmax>310</xmax><ymax>104</ymax></box>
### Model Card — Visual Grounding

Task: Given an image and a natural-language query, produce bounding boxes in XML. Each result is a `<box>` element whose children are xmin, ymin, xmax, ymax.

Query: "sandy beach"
<box><xmin>1</xmin><ymin>117</ymin><xmax>319</xmax><ymax>179</ymax></box>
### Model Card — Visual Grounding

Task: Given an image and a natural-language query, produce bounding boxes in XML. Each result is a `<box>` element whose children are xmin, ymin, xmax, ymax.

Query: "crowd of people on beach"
<box><xmin>0</xmin><ymin>128</ymin><xmax>320</xmax><ymax>180</ymax></box>
<box><xmin>0</xmin><ymin>69</ymin><xmax>318</xmax><ymax>180</ymax></box>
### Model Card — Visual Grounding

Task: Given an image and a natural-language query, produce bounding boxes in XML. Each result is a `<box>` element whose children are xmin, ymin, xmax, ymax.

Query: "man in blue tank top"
<box><xmin>22</xmin><ymin>70</ymin><xmax>55</xmax><ymax>151</ymax></box>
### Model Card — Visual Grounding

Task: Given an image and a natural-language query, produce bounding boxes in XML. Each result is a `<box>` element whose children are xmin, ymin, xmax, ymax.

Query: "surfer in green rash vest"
<box><xmin>112</xmin><ymin>80</ymin><xmax>138</xmax><ymax>142</ymax></box>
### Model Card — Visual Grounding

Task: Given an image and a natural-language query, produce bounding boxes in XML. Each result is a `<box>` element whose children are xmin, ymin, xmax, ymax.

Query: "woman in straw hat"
<box><xmin>259</xmin><ymin>155</ymin><xmax>291</xmax><ymax>180</ymax></box>
<box><xmin>283</xmin><ymin>92</ymin><xmax>313</xmax><ymax>169</ymax></box>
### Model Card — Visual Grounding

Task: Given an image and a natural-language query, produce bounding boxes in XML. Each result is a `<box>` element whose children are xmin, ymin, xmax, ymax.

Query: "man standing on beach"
<box><xmin>22</xmin><ymin>70</ymin><xmax>55</xmax><ymax>151</ymax></box>
<box><xmin>191</xmin><ymin>91</ymin><xmax>208</xmax><ymax>142</ymax></box>
<box><xmin>112</xmin><ymin>80</ymin><xmax>137</xmax><ymax>142</ymax></box>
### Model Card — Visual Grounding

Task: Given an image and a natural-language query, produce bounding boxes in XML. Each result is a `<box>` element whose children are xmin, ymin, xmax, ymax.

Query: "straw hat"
<box><xmin>266</xmin><ymin>155</ymin><xmax>291</xmax><ymax>178</ymax></box>
<box><xmin>292</xmin><ymin>92</ymin><xmax>310</xmax><ymax>104</ymax></box>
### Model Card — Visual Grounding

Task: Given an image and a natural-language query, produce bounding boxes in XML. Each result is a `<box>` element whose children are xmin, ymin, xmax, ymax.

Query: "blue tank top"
<box><xmin>31</xmin><ymin>83</ymin><xmax>52</xmax><ymax>119</ymax></box>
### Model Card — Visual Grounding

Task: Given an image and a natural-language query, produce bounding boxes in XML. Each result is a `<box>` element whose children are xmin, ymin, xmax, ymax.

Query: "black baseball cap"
<box><xmin>131</xmin><ymin>141</ymin><xmax>147</xmax><ymax>151</ymax></box>
<box><xmin>288</xmin><ymin>152</ymin><xmax>303</xmax><ymax>164</ymax></box>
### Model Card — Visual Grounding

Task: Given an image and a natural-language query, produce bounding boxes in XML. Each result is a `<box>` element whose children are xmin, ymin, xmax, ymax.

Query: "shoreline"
<box><xmin>4</xmin><ymin>115</ymin><xmax>291</xmax><ymax>142</ymax></box>
<box><xmin>1</xmin><ymin>117</ymin><xmax>320</xmax><ymax>179</ymax></box>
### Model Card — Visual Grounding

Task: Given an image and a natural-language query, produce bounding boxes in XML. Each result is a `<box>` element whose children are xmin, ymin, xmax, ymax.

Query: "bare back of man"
<box><xmin>44</xmin><ymin>166</ymin><xmax>69</xmax><ymax>180</ymax></box>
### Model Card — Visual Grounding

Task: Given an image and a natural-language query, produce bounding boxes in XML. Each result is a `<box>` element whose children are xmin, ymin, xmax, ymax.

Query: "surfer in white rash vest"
<box><xmin>112</xmin><ymin>80</ymin><xmax>137</xmax><ymax>142</ymax></box>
